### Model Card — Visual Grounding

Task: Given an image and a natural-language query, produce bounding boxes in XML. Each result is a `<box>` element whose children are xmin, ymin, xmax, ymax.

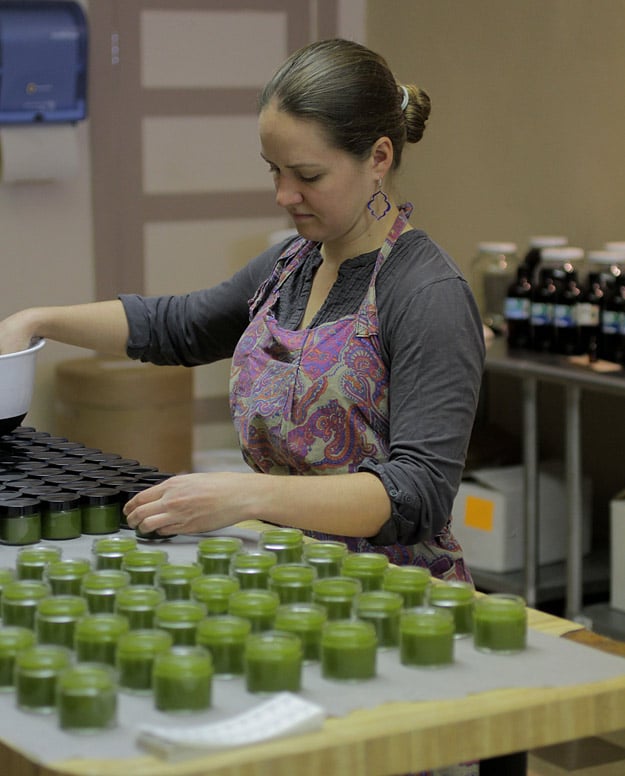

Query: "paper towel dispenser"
<box><xmin>0</xmin><ymin>1</ymin><xmax>88</xmax><ymax>124</ymax></box>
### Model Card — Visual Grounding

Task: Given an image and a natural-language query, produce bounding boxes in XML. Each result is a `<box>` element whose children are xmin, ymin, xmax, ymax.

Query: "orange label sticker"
<box><xmin>464</xmin><ymin>495</ymin><xmax>494</xmax><ymax>532</ymax></box>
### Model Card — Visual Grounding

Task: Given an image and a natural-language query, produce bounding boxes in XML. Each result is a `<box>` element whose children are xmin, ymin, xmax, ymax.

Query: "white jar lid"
<box><xmin>541</xmin><ymin>246</ymin><xmax>584</xmax><ymax>263</ymax></box>
<box><xmin>605</xmin><ymin>241</ymin><xmax>625</xmax><ymax>252</ymax></box>
<box><xmin>477</xmin><ymin>241</ymin><xmax>517</xmax><ymax>254</ymax></box>
<box><xmin>587</xmin><ymin>249</ymin><xmax>625</xmax><ymax>263</ymax></box>
<box><xmin>528</xmin><ymin>235</ymin><xmax>568</xmax><ymax>248</ymax></box>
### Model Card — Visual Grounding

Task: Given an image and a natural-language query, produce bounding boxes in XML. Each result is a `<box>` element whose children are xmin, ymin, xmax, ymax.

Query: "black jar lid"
<box><xmin>42</xmin><ymin>473</ymin><xmax>86</xmax><ymax>486</ymax></box>
<box><xmin>46</xmin><ymin>441</ymin><xmax>83</xmax><ymax>452</ymax></box>
<box><xmin>118</xmin><ymin>483</ymin><xmax>149</xmax><ymax>501</ymax></box>
<box><xmin>140</xmin><ymin>472</ymin><xmax>174</xmax><ymax>484</ymax></box>
<box><xmin>47</xmin><ymin>456</ymin><xmax>86</xmax><ymax>469</ymax></box>
<box><xmin>125</xmin><ymin>465</ymin><xmax>159</xmax><ymax>475</ymax></box>
<box><xmin>79</xmin><ymin>487</ymin><xmax>121</xmax><ymax>506</ymax></box>
<box><xmin>29</xmin><ymin>450</ymin><xmax>66</xmax><ymax>463</ymax></box>
<box><xmin>0</xmin><ymin>497</ymin><xmax>41</xmax><ymax>516</ymax></box>
<box><xmin>14</xmin><ymin>461</ymin><xmax>51</xmax><ymax>472</ymax></box>
<box><xmin>102</xmin><ymin>458</ymin><xmax>140</xmax><ymax>470</ymax></box>
<box><xmin>20</xmin><ymin>486</ymin><xmax>63</xmax><ymax>498</ymax></box>
<box><xmin>38</xmin><ymin>492</ymin><xmax>82</xmax><ymax>510</ymax></box>
<box><xmin>0</xmin><ymin>471</ymin><xmax>28</xmax><ymax>483</ymax></box>
<box><xmin>65</xmin><ymin>447</ymin><xmax>102</xmax><ymax>457</ymax></box>
<box><xmin>85</xmin><ymin>452</ymin><xmax>122</xmax><ymax>464</ymax></box>
<box><xmin>5</xmin><ymin>478</ymin><xmax>46</xmax><ymax>491</ymax></box>
<box><xmin>100</xmin><ymin>476</ymin><xmax>139</xmax><ymax>488</ymax></box>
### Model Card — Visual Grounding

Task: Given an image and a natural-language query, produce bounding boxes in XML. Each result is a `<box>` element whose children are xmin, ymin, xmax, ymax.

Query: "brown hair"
<box><xmin>258</xmin><ymin>38</ymin><xmax>430</xmax><ymax>170</ymax></box>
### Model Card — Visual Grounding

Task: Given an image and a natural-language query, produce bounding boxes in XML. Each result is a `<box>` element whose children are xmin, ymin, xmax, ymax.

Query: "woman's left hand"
<box><xmin>123</xmin><ymin>471</ymin><xmax>258</xmax><ymax>536</ymax></box>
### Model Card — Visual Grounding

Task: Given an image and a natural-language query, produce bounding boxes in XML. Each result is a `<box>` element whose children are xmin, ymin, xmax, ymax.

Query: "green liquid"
<box><xmin>268</xmin><ymin>564</ymin><xmax>316</xmax><ymax>604</ymax></box>
<box><xmin>473</xmin><ymin>595</ymin><xmax>527</xmax><ymax>653</ymax></box>
<box><xmin>259</xmin><ymin>528</ymin><xmax>304</xmax><ymax>564</ymax></box>
<box><xmin>320</xmin><ymin>621</ymin><xmax>377</xmax><ymax>681</ymax></box>
<box><xmin>153</xmin><ymin>647</ymin><xmax>213</xmax><ymax>713</ymax></box>
<box><xmin>196</xmin><ymin>537</ymin><xmax>243</xmax><ymax>575</ymax></box>
<box><xmin>244</xmin><ymin>631</ymin><xmax>302</xmax><ymax>693</ymax></box>
<box><xmin>45</xmin><ymin>559</ymin><xmax>92</xmax><ymax>596</ymax></box>
<box><xmin>121</xmin><ymin>549</ymin><xmax>169</xmax><ymax>585</ymax></box>
<box><xmin>116</xmin><ymin>629</ymin><xmax>173</xmax><ymax>693</ymax></box>
<box><xmin>15</xmin><ymin>645</ymin><xmax>72</xmax><ymax>713</ymax></box>
<box><xmin>74</xmin><ymin>614</ymin><xmax>130</xmax><ymax>666</ymax></box>
<box><xmin>115</xmin><ymin>585</ymin><xmax>165</xmax><ymax>630</ymax></box>
<box><xmin>196</xmin><ymin>616</ymin><xmax>251</xmax><ymax>677</ymax></box>
<box><xmin>92</xmin><ymin>536</ymin><xmax>138</xmax><ymax>570</ymax></box>
<box><xmin>312</xmin><ymin>576</ymin><xmax>361</xmax><ymax>620</ymax></box>
<box><xmin>81</xmin><ymin>570</ymin><xmax>131</xmax><ymax>614</ymax></box>
<box><xmin>81</xmin><ymin>504</ymin><xmax>120</xmax><ymax>535</ymax></box>
<box><xmin>154</xmin><ymin>601</ymin><xmax>207</xmax><ymax>646</ymax></box>
<box><xmin>1</xmin><ymin>515</ymin><xmax>41</xmax><ymax>546</ymax></box>
<box><xmin>190</xmin><ymin>574</ymin><xmax>240</xmax><ymax>615</ymax></box>
<box><xmin>399</xmin><ymin>609</ymin><xmax>455</xmax><ymax>667</ymax></box>
<box><xmin>228</xmin><ymin>590</ymin><xmax>279</xmax><ymax>633</ymax></box>
<box><xmin>382</xmin><ymin>566</ymin><xmax>431</xmax><ymax>608</ymax></box>
<box><xmin>0</xmin><ymin>627</ymin><xmax>36</xmax><ymax>690</ymax></box>
<box><xmin>155</xmin><ymin>563</ymin><xmax>202</xmax><ymax>601</ymax></box>
<box><xmin>340</xmin><ymin>553</ymin><xmax>389</xmax><ymax>592</ymax></box>
<box><xmin>16</xmin><ymin>547</ymin><xmax>63</xmax><ymax>581</ymax></box>
<box><xmin>429</xmin><ymin>582</ymin><xmax>475</xmax><ymax>637</ymax></box>
<box><xmin>274</xmin><ymin>603</ymin><xmax>327</xmax><ymax>662</ymax></box>
<box><xmin>41</xmin><ymin>508</ymin><xmax>82</xmax><ymax>540</ymax></box>
<box><xmin>35</xmin><ymin>596</ymin><xmax>88</xmax><ymax>648</ymax></box>
<box><xmin>57</xmin><ymin>665</ymin><xmax>117</xmax><ymax>731</ymax></box>
<box><xmin>2</xmin><ymin>580</ymin><xmax>50</xmax><ymax>629</ymax></box>
<box><xmin>302</xmin><ymin>541</ymin><xmax>348</xmax><ymax>578</ymax></box>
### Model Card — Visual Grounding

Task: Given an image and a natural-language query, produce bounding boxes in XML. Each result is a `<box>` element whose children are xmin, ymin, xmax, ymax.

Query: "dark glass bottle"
<box><xmin>531</xmin><ymin>267</ymin><xmax>558</xmax><ymax>352</ymax></box>
<box><xmin>504</xmin><ymin>265</ymin><xmax>532</xmax><ymax>349</ymax></box>
<box><xmin>577</xmin><ymin>272</ymin><xmax>604</xmax><ymax>359</ymax></box>
<box><xmin>601</xmin><ymin>277</ymin><xmax>625</xmax><ymax>363</ymax></box>
<box><xmin>553</xmin><ymin>267</ymin><xmax>581</xmax><ymax>356</ymax></box>
<box><xmin>523</xmin><ymin>236</ymin><xmax>568</xmax><ymax>286</ymax></box>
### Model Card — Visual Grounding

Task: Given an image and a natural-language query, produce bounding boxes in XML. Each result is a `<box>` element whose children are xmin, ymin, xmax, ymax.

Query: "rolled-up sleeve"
<box><xmin>360</xmin><ymin>275</ymin><xmax>485</xmax><ymax>546</ymax></box>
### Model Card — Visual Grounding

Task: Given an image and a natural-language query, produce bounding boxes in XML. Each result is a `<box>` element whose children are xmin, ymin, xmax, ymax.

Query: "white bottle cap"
<box><xmin>477</xmin><ymin>241</ymin><xmax>517</xmax><ymax>254</ymax></box>
<box><xmin>605</xmin><ymin>241</ymin><xmax>625</xmax><ymax>253</ymax></box>
<box><xmin>528</xmin><ymin>236</ymin><xmax>568</xmax><ymax>249</ymax></box>
<box><xmin>540</xmin><ymin>246</ymin><xmax>584</xmax><ymax>263</ymax></box>
<box><xmin>587</xmin><ymin>249</ymin><xmax>625</xmax><ymax>263</ymax></box>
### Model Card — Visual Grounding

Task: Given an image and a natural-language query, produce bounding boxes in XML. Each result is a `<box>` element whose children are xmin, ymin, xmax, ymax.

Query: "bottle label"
<box><xmin>531</xmin><ymin>302</ymin><xmax>554</xmax><ymax>325</ymax></box>
<box><xmin>554</xmin><ymin>304</ymin><xmax>576</xmax><ymax>328</ymax></box>
<box><xmin>602</xmin><ymin>310</ymin><xmax>619</xmax><ymax>335</ymax></box>
<box><xmin>504</xmin><ymin>297</ymin><xmax>530</xmax><ymax>320</ymax></box>
<box><xmin>576</xmin><ymin>302</ymin><xmax>600</xmax><ymax>327</ymax></box>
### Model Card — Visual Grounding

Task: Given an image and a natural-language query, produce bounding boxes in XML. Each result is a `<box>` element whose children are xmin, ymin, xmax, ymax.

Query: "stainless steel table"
<box><xmin>484</xmin><ymin>338</ymin><xmax>625</xmax><ymax>619</ymax></box>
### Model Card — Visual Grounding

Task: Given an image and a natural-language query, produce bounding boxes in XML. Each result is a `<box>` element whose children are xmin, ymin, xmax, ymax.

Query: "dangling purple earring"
<box><xmin>367</xmin><ymin>179</ymin><xmax>391</xmax><ymax>221</ymax></box>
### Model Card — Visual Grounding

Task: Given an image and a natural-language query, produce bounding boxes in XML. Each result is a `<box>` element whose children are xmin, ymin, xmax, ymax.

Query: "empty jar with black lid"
<box><xmin>0</xmin><ymin>498</ymin><xmax>42</xmax><ymax>545</ymax></box>
<box><xmin>80</xmin><ymin>488</ymin><xmax>121</xmax><ymax>534</ymax></box>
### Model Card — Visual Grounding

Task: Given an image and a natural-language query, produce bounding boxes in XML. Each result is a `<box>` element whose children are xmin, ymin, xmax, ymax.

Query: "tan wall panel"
<box><xmin>141</xmin><ymin>10</ymin><xmax>287</xmax><ymax>88</ymax></box>
<box><xmin>143</xmin><ymin>115</ymin><xmax>269</xmax><ymax>193</ymax></box>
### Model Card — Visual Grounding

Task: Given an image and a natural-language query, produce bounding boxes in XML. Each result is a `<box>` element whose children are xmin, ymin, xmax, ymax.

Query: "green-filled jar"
<box><xmin>274</xmin><ymin>602</ymin><xmax>327</xmax><ymax>663</ymax></box>
<box><xmin>190</xmin><ymin>574</ymin><xmax>240</xmax><ymax>615</ymax></box>
<box><xmin>153</xmin><ymin>646</ymin><xmax>213</xmax><ymax>713</ymax></box>
<box><xmin>116</xmin><ymin>628</ymin><xmax>173</xmax><ymax>694</ymax></box>
<box><xmin>2</xmin><ymin>579</ymin><xmax>50</xmax><ymax>629</ymax></box>
<box><xmin>0</xmin><ymin>497</ymin><xmax>41</xmax><ymax>545</ymax></box>
<box><xmin>312</xmin><ymin>576</ymin><xmax>361</xmax><ymax>620</ymax></box>
<box><xmin>0</xmin><ymin>626</ymin><xmax>36</xmax><ymax>690</ymax></box>
<box><xmin>155</xmin><ymin>563</ymin><xmax>203</xmax><ymax>601</ymax></box>
<box><xmin>44</xmin><ymin>558</ymin><xmax>92</xmax><ymax>596</ymax></box>
<box><xmin>268</xmin><ymin>563</ymin><xmax>316</xmax><ymax>604</ymax></box>
<box><xmin>0</xmin><ymin>566</ymin><xmax>16</xmax><ymax>607</ymax></box>
<box><xmin>230</xmin><ymin>550</ymin><xmax>277</xmax><ymax>590</ymax></box>
<box><xmin>244</xmin><ymin>630</ymin><xmax>302</xmax><ymax>693</ymax></box>
<box><xmin>354</xmin><ymin>590</ymin><xmax>403</xmax><ymax>649</ymax></box>
<box><xmin>340</xmin><ymin>552</ymin><xmax>389</xmax><ymax>592</ymax></box>
<box><xmin>35</xmin><ymin>595</ymin><xmax>88</xmax><ymax>649</ymax></box>
<box><xmin>39</xmin><ymin>492</ymin><xmax>82</xmax><ymax>540</ymax></box>
<box><xmin>121</xmin><ymin>548</ymin><xmax>169</xmax><ymax>585</ymax></box>
<box><xmin>80</xmin><ymin>488</ymin><xmax>121</xmax><ymax>534</ymax></box>
<box><xmin>114</xmin><ymin>585</ymin><xmax>165</xmax><ymax>630</ymax></box>
<box><xmin>153</xmin><ymin>600</ymin><xmax>207</xmax><ymax>646</ymax></box>
<box><xmin>92</xmin><ymin>535</ymin><xmax>138</xmax><ymax>570</ymax></box>
<box><xmin>196</xmin><ymin>536</ymin><xmax>243</xmax><ymax>575</ymax></box>
<box><xmin>382</xmin><ymin>565</ymin><xmax>432</xmax><ymax>608</ymax></box>
<box><xmin>15</xmin><ymin>644</ymin><xmax>72</xmax><ymax>713</ymax></box>
<box><xmin>81</xmin><ymin>569</ymin><xmax>131</xmax><ymax>614</ymax></box>
<box><xmin>57</xmin><ymin>663</ymin><xmax>117</xmax><ymax>732</ymax></box>
<box><xmin>196</xmin><ymin>615</ymin><xmax>251</xmax><ymax>677</ymax></box>
<box><xmin>228</xmin><ymin>589</ymin><xmax>279</xmax><ymax>633</ymax></box>
<box><xmin>428</xmin><ymin>581</ymin><xmax>475</xmax><ymax>638</ymax></box>
<box><xmin>258</xmin><ymin>527</ymin><xmax>304</xmax><ymax>564</ymax></box>
<box><xmin>320</xmin><ymin>620</ymin><xmax>377</xmax><ymax>681</ymax></box>
<box><xmin>473</xmin><ymin>594</ymin><xmax>527</xmax><ymax>654</ymax></box>
<box><xmin>399</xmin><ymin>607</ymin><xmax>455</xmax><ymax>668</ymax></box>
<box><xmin>302</xmin><ymin>540</ymin><xmax>348</xmax><ymax>578</ymax></box>
<box><xmin>74</xmin><ymin>613</ymin><xmax>130</xmax><ymax>666</ymax></box>
<box><xmin>16</xmin><ymin>545</ymin><xmax>63</xmax><ymax>580</ymax></box>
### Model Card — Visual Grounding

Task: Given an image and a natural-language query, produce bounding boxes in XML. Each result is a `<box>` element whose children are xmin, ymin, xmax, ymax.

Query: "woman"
<box><xmin>0</xmin><ymin>39</ymin><xmax>484</xmax><ymax>582</ymax></box>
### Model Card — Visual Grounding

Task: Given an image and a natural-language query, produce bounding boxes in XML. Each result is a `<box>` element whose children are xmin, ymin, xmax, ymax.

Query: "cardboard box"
<box><xmin>451</xmin><ymin>462</ymin><xmax>592</xmax><ymax>573</ymax></box>
<box><xmin>54</xmin><ymin>357</ymin><xmax>193</xmax><ymax>473</ymax></box>
<box><xmin>610</xmin><ymin>490</ymin><xmax>625</xmax><ymax>611</ymax></box>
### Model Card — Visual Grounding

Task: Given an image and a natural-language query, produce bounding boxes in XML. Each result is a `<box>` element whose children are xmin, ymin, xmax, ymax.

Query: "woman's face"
<box><xmin>258</xmin><ymin>100</ymin><xmax>377</xmax><ymax>249</ymax></box>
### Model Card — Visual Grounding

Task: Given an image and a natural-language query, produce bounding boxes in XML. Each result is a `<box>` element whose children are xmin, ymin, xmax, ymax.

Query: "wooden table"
<box><xmin>2</xmin><ymin>585</ymin><xmax>625</xmax><ymax>776</ymax></box>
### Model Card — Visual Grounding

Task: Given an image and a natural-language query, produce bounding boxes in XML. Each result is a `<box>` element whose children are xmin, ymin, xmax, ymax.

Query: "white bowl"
<box><xmin>0</xmin><ymin>339</ymin><xmax>45</xmax><ymax>435</ymax></box>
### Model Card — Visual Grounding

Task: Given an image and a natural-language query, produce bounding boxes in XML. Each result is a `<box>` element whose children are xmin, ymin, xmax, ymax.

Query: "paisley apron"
<box><xmin>230</xmin><ymin>207</ymin><xmax>471</xmax><ymax>582</ymax></box>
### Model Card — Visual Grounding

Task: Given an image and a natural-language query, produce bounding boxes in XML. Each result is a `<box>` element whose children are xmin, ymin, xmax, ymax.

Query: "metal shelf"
<box><xmin>472</xmin><ymin>549</ymin><xmax>610</xmax><ymax>605</ymax></box>
<box><xmin>581</xmin><ymin>603</ymin><xmax>625</xmax><ymax>641</ymax></box>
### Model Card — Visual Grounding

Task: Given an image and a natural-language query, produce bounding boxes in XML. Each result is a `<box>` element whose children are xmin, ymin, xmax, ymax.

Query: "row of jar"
<box><xmin>0</xmin><ymin>587</ymin><xmax>527</xmax><ymax>732</ymax></box>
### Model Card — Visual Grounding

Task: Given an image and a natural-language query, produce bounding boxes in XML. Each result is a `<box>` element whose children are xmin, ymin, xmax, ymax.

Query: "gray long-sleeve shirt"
<box><xmin>120</xmin><ymin>228</ymin><xmax>485</xmax><ymax>546</ymax></box>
